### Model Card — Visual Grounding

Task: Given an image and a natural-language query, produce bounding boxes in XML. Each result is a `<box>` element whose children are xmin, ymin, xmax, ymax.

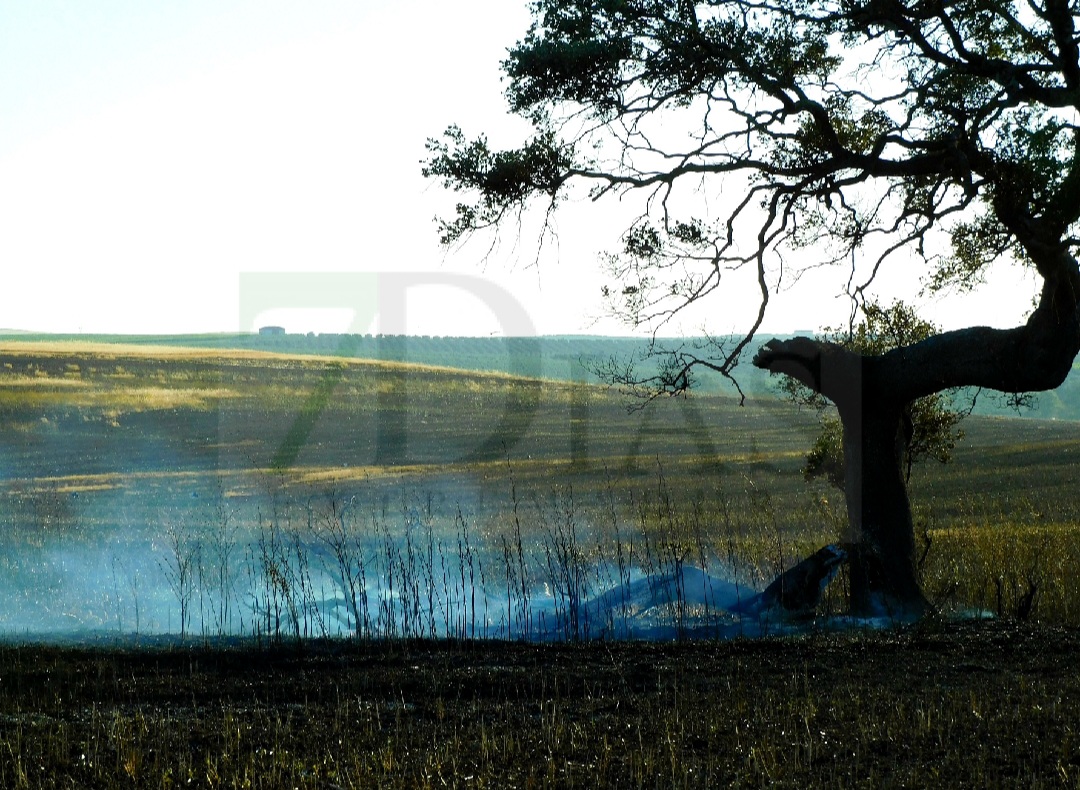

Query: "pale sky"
<box><xmin>0</xmin><ymin>1</ymin><xmax>1038</xmax><ymax>338</ymax></box>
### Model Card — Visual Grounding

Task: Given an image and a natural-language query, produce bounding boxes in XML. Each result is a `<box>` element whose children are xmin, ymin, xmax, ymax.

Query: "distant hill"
<box><xmin>3</xmin><ymin>331</ymin><xmax>1078</xmax><ymax>419</ymax></box>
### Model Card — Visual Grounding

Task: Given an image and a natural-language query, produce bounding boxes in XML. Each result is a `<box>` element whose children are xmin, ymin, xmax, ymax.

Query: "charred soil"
<box><xmin>0</xmin><ymin>619</ymin><xmax>1077</xmax><ymax>788</ymax></box>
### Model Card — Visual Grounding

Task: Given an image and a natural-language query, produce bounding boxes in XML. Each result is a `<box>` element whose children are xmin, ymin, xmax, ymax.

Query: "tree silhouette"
<box><xmin>423</xmin><ymin>0</ymin><xmax>1080</xmax><ymax>617</ymax></box>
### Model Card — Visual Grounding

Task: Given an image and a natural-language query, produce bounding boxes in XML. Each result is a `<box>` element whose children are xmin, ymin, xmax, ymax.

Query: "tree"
<box><xmin>781</xmin><ymin>300</ymin><xmax>966</xmax><ymax>489</ymax></box>
<box><xmin>423</xmin><ymin>0</ymin><xmax>1080</xmax><ymax>618</ymax></box>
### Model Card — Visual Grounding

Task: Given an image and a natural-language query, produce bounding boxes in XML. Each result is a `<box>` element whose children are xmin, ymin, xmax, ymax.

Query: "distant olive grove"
<box><xmin>7</xmin><ymin>331</ymin><xmax>1077</xmax><ymax>419</ymax></box>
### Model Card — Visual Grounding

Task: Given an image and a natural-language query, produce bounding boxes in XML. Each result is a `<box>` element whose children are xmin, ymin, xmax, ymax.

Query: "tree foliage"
<box><xmin>424</xmin><ymin>0</ymin><xmax>1080</xmax><ymax>386</ymax></box>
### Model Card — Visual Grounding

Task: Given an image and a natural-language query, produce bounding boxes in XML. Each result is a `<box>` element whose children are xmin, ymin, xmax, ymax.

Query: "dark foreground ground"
<box><xmin>0</xmin><ymin>620</ymin><xmax>1077</xmax><ymax>788</ymax></box>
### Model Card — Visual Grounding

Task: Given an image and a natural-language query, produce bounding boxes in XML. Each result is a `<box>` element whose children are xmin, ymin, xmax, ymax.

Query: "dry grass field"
<box><xmin>0</xmin><ymin>340</ymin><xmax>1078</xmax><ymax>786</ymax></box>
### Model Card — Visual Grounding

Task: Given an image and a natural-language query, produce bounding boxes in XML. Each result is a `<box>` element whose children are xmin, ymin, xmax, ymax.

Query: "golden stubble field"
<box><xmin>1</xmin><ymin>340</ymin><xmax>1078</xmax><ymax>627</ymax></box>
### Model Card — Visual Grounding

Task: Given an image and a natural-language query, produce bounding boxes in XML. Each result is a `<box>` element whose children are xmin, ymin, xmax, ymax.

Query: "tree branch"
<box><xmin>752</xmin><ymin>337</ymin><xmax>862</xmax><ymax>407</ymax></box>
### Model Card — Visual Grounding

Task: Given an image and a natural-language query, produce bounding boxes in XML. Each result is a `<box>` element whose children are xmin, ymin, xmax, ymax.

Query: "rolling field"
<box><xmin>1</xmin><ymin>339</ymin><xmax>1078</xmax><ymax>634</ymax></box>
<box><xmin>0</xmin><ymin>340</ymin><xmax>832</xmax><ymax>637</ymax></box>
<box><xmin>0</xmin><ymin>340</ymin><xmax>1078</xmax><ymax>786</ymax></box>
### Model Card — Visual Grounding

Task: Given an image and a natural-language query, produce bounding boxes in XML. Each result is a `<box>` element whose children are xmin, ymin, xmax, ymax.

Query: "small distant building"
<box><xmin>259</xmin><ymin>325</ymin><xmax>286</xmax><ymax>336</ymax></box>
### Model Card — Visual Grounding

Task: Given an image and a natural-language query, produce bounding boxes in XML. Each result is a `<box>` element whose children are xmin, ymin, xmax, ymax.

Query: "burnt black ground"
<box><xmin>0</xmin><ymin>619</ymin><xmax>1076</xmax><ymax>788</ymax></box>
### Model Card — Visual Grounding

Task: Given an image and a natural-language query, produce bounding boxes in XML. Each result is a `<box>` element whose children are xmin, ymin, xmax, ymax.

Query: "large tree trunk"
<box><xmin>750</xmin><ymin>338</ymin><xmax>932</xmax><ymax>616</ymax></box>
<box><xmin>839</xmin><ymin>395</ymin><xmax>927</xmax><ymax>618</ymax></box>
<box><xmin>752</xmin><ymin>260</ymin><xmax>1080</xmax><ymax>617</ymax></box>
